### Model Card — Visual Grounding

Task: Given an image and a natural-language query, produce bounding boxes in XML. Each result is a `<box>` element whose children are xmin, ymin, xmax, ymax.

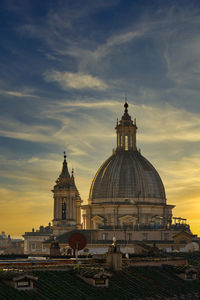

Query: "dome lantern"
<box><xmin>115</xmin><ymin>101</ymin><xmax>137</xmax><ymax>151</ymax></box>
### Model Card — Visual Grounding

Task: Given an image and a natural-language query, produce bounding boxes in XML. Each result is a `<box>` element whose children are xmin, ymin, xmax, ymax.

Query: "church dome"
<box><xmin>89</xmin><ymin>102</ymin><xmax>166</xmax><ymax>204</ymax></box>
<box><xmin>89</xmin><ymin>150</ymin><xmax>166</xmax><ymax>202</ymax></box>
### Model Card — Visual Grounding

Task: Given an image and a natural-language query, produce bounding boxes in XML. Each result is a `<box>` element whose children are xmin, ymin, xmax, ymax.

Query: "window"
<box><xmin>83</xmin><ymin>215</ymin><xmax>86</xmax><ymax>228</ymax></box>
<box><xmin>128</xmin><ymin>233</ymin><xmax>132</xmax><ymax>241</ymax></box>
<box><xmin>107</xmin><ymin>214</ymin><xmax>111</xmax><ymax>224</ymax></box>
<box><xmin>117</xmin><ymin>134</ymin><xmax>120</xmax><ymax>147</ymax></box>
<box><xmin>145</xmin><ymin>214</ymin><xmax>149</xmax><ymax>223</ymax></box>
<box><xmin>62</xmin><ymin>202</ymin><xmax>66</xmax><ymax>220</ymax></box>
<box><xmin>164</xmin><ymin>233</ymin><xmax>169</xmax><ymax>241</ymax></box>
<box><xmin>121</xmin><ymin>135</ymin><xmax>123</xmax><ymax>147</ymax></box>
<box><xmin>102</xmin><ymin>233</ymin><xmax>108</xmax><ymax>240</ymax></box>
<box><xmin>17</xmin><ymin>280</ymin><xmax>30</xmax><ymax>287</ymax></box>
<box><xmin>31</xmin><ymin>243</ymin><xmax>36</xmax><ymax>250</ymax></box>
<box><xmin>125</xmin><ymin>136</ymin><xmax>128</xmax><ymax>150</ymax></box>
<box><xmin>143</xmin><ymin>233</ymin><xmax>148</xmax><ymax>241</ymax></box>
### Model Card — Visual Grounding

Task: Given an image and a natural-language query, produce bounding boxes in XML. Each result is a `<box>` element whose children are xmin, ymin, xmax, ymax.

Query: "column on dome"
<box><xmin>115</xmin><ymin>101</ymin><xmax>137</xmax><ymax>151</ymax></box>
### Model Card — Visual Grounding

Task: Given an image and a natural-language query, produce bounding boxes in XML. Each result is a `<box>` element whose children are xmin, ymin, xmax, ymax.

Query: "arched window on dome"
<box><xmin>120</xmin><ymin>135</ymin><xmax>123</xmax><ymax>147</ymax></box>
<box><xmin>125</xmin><ymin>136</ymin><xmax>128</xmax><ymax>151</ymax></box>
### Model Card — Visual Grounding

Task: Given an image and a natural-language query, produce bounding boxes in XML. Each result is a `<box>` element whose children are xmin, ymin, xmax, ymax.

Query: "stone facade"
<box><xmin>82</xmin><ymin>203</ymin><xmax>174</xmax><ymax>230</ymax></box>
<box><xmin>23</xmin><ymin>224</ymin><xmax>52</xmax><ymax>255</ymax></box>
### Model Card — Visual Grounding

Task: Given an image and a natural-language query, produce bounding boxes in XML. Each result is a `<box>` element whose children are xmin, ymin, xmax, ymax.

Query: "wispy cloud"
<box><xmin>134</xmin><ymin>104</ymin><xmax>200</xmax><ymax>143</ymax></box>
<box><xmin>0</xmin><ymin>89</ymin><xmax>39</xmax><ymax>98</ymax></box>
<box><xmin>0</xmin><ymin>117</ymin><xmax>56</xmax><ymax>143</ymax></box>
<box><xmin>59</xmin><ymin>100</ymin><xmax>120</xmax><ymax>108</ymax></box>
<box><xmin>44</xmin><ymin>71</ymin><xmax>107</xmax><ymax>90</ymax></box>
<box><xmin>1</xmin><ymin>101</ymin><xmax>200</xmax><ymax>146</ymax></box>
<box><xmin>63</xmin><ymin>28</ymin><xmax>146</xmax><ymax>67</ymax></box>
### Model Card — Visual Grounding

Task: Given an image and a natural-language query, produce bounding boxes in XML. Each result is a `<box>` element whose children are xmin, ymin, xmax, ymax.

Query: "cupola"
<box><xmin>115</xmin><ymin>101</ymin><xmax>137</xmax><ymax>151</ymax></box>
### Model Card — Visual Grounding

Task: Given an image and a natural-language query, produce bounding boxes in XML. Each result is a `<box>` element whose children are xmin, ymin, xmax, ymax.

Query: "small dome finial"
<box><xmin>64</xmin><ymin>151</ymin><xmax>67</xmax><ymax>160</ymax></box>
<box><xmin>124</xmin><ymin>101</ymin><xmax>128</xmax><ymax>113</ymax></box>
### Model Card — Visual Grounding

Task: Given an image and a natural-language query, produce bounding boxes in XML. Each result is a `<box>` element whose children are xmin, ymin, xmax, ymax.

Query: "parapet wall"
<box><xmin>123</xmin><ymin>258</ymin><xmax>187</xmax><ymax>267</ymax></box>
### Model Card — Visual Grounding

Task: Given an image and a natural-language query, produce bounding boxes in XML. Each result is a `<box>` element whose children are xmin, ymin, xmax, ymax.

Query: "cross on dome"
<box><xmin>124</xmin><ymin>99</ymin><xmax>128</xmax><ymax>113</ymax></box>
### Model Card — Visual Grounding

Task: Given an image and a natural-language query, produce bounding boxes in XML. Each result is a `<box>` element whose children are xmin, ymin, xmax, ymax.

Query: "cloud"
<box><xmin>63</xmin><ymin>28</ymin><xmax>146</xmax><ymax>65</ymax></box>
<box><xmin>134</xmin><ymin>104</ymin><xmax>200</xmax><ymax>143</ymax></box>
<box><xmin>14</xmin><ymin>1</ymin><xmax>200</xmax><ymax>98</ymax></box>
<box><xmin>67</xmin><ymin>145</ymin><xmax>88</xmax><ymax>156</ymax></box>
<box><xmin>91</xmin><ymin>29</ymin><xmax>146</xmax><ymax>62</ymax></box>
<box><xmin>0</xmin><ymin>119</ymin><xmax>55</xmax><ymax>143</ymax></box>
<box><xmin>44</xmin><ymin>71</ymin><xmax>108</xmax><ymax>90</ymax></box>
<box><xmin>59</xmin><ymin>100</ymin><xmax>121</xmax><ymax>108</ymax></box>
<box><xmin>0</xmin><ymin>89</ymin><xmax>38</xmax><ymax>98</ymax></box>
<box><xmin>27</xmin><ymin>157</ymin><xmax>40</xmax><ymax>163</ymax></box>
<box><xmin>1</xmin><ymin>101</ymin><xmax>200</xmax><ymax>149</ymax></box>
<box><xmin>162</xmin><ymin>24</ymin><xmax>200</xmax><ymax>88</ymax></box>
<box><xmin>56</xmin><ymin>6</ymin><xmax>200</xmax><ymax>94</ymax></box>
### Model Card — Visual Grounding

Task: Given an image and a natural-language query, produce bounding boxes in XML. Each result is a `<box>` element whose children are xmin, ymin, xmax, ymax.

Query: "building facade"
<box><xmin>23</xmin><ymin>224</ymin><xmax>52</xmax><ymax>255</ymax></box>
<box><xmin>23</xmin><ymin>101</ymin><xmax>195</xmax><ymax>255</ymax></box>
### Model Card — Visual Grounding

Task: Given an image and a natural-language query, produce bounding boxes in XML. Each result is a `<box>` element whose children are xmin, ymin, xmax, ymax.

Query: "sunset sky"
<box><xmin>1</xmin><ymin>0</ymin><xmax>200</xmax><ymax>238</ymax></box>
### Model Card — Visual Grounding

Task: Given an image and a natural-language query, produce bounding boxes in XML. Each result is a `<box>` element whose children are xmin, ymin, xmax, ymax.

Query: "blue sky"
<box><xmin>1</xmin><ymin>0</ymin><xmax>200</xmax><ymax>237</ymax></box>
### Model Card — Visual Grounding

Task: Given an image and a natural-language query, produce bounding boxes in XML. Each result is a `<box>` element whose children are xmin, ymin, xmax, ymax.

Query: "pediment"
<box><xmin>91</xmin><ymin>215</ymin><xmax>104</xmax><ymax>221</ymax></box>
<box><xmin>173</xmin><ymin>231</ymin><xmax>193</xmax><ymax>239</ymax></box>
<box><xmin>173</xmin><ymin>231</ymin><xmax>194</xmax><ymax>245</ymax></box>
<box><xmin>119</xmin><ymin>215</ymin><xmax>137</xmax><ymax>222</ymax></box>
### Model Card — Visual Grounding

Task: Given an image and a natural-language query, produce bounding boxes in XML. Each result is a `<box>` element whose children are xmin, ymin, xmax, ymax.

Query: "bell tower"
<box><xmin>52</xmin><ymin>153</ymin><xmax>82</xmax><ymax>236</ymax></box>
<box><xmin>115</xmin><ymin>100</ymin><xmax>137</xmax><ymax>151</ymax></box>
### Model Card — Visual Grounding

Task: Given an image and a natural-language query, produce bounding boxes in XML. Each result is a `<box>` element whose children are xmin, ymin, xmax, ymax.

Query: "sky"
<box><xmin>1</xmin><ymin>0</ymin><xmax>200</xmax><ymax>238</ymax></box>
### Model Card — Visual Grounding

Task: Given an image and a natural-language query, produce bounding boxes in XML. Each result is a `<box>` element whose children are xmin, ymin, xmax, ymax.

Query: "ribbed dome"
<box><xmin>89</xmin><ymin>150</ymin><xmax>166</xmax><ymax>203</ymax></box>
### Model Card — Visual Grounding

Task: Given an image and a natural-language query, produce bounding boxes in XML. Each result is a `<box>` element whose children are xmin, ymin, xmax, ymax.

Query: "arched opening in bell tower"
<box><xmin>62</xmin><ymin>202</ymin><xmax>66</xmax><ymax>220</ymax></box>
